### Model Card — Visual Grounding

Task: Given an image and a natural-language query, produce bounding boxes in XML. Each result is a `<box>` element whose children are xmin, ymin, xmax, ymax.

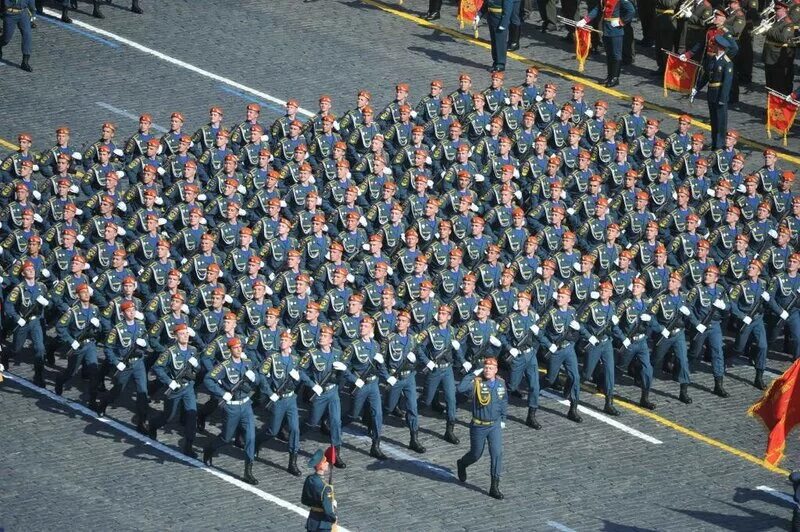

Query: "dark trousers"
<box><xmin>639</xmin><ymin>0</ymin><xmax>656</xmax><ymax>43</ymax></box>
<box><xmin>488</xmin><ymin>13</ymin><xmax>510</xmax><ymax>70</ymax></box>
<box><xmin>583</xmin><ymin>339</ymin><xmax>616</xmax><ymax>397</ymax></box>
<box><xmin>385</xmin><ymin>374</ymin><xmax>420</xmax><ymax>432</ymax></box>
<box><xmin>765</xmin><ymin>60</ymin><xmax>795</xmax><ymax>96</ymax></box>
<box><xmin>708</xmin><ymin>101</ymin><xmax>728</xmax><ymax>151</ymax></box>
<box><xmin>690</xmin><ymin>321</ymin><xmax>725</xmax><ymax>377</ymax></box>
<box><xmin>459</xmin><ymin>422</ymin><xmax>503</xmax><ymax>478</ymax></box>
<box><xmin>654</xmin><ymin>15</ymin><xmax>678</xmax><ymax>73</ymax></box>
<box><xmin>561</xmin><ymin>0</ymin><xmax>578</xmax><ymax>35</ymax></box>
<box><xmin>1</xmin><ymin>13</ymin><xmax>33</xmax><ymax>55</ymax></box>
<box><xmin>508</xmin><ymin>348</ymin><xmax>540</xmax><ymax>408</ymax></box>
<box><xmin>261</xmin><ymin>396</ymin><xmax>300</xmax><ymax>453</ymax></box>
<box><xmin>537</xmin><ymin>0</ymin><xmax>557</xmax><ymax>26</ymax></box>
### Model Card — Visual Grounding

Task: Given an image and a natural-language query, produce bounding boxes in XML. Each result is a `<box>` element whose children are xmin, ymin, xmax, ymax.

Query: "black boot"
<box><xmin>0</xmin><ymin>46</ymin><xmax>4</xmax><ymax>61</ymax></box>
<box><xmin>606</xmin><ymin>60</ymin><xmax>619</xmax><ymax>87</ymax></box>
<box><xmin>135</xmin><ymin>395</ymin><xmax>149</xmax><ymax>434</ymax></box>
<box><xmin>679</xmin><ymin>383</ymin><xmax>692</xmax><ymax>404</ymax></box>
<box><xmin>489</xmin><ymin>477</ymin><xmax>504</xmax><ymax>499</ymax></box>
<box><xmin>713</xmin><ymin>376</ymin><xmax>730</xmax><ymax>398</ymax></box>
<box><xmin>333</xmin><ymin>446</ymin><xmax>346</xmax><ymax>469</ymax></box>
<box><xmin>457</xmin><ymin>458</ymin><xmax>467</xmax><ymax>482</ymax></box>
<box><xmin>131</xmin><ymin>0</ymin><xmax>143</xmax><ymax>13</ymax></box>
<box><xmin>603</xmin><ymin>397</ymin><xmax>620</xmax><ymax>416</ymax></box>
<box><xmin>425</xmin><ymin>0</ymin><xmax>441</xmax><ymax>20</ymax></box>
<box><xmin>409</xmin><ymin>431</ymin><xmax>426</xmax><ymax>453</ymax></box>
<box><xmin>182</xmin><ymin>439</ymin><xmax>197</xmax><ymax>459</ymax></box>
<box><xmin>243</xmin><ymin>460</ymin><xmax>258</xmax><ymax>485</ymax></box>
<box><xmin>33</xmin><ymin>361</ymin><xmax>45</xmax><ymax>388</ymax></box>
<box><xmin>639</xmin><ymin>389</ymin><xmax>656</xmax><ymax>410</ymax></box>
<box><xmin>20</xmin><ymin>55</ymin><xmax>32</xmax><ymax>73</ymax></box>
<box><xmin>93</xmin><ymin>0</ymin><xmax>104</xmax><ymax>18</ymax></box>
<box><xmin>370</xmin><ymin>437</ymin><xmax>388</xmax><ymax>460</ymax></box>
<box><xmin>203</xmin><ymin>445</ymin><xmax>214</xmax><ymax>466</ymax></box>
<box><xmin>444</xmin><ymin>421</ymin><xmax>460</xmax><ymax>444</ymax></box>
<box><xmin>526</xmin><ymin>407</ymin><xmax>542</xmax><ymax>429</ymax></box>
<box><xmin>754</xmin><ymin>370</ymin><xmax>766</xmax><ymax>390</ymax></box>
<box><xmin>287</xmin><ymin>452</ymin><xmax>301</xmax><ymax>476</ymax></box>
<box><xmin>567</xmin><ymin>401</ymin><xmax>583</xmax><ymax>423</ymax></box>
<box><xmin>508</xmin><ymin>25</ymin><xmax>521</xmax><ymax>51</ymax></box>
<box><xmin>254</xmin><ymin>434</ymin><xmax>269</xmax><ymax>458</ymax></box>
<box><xmin>61</xmin><ymin>6</ymin><xmax>73</xmax><ymax>23</ymax></box>
<box><xmin>70</xmin><ymin>0</ymin><xmax>78</xmax><ymax>8</ymax></box>
<box><xmin>148</xmin><ymin>422</ymin><xmax>158</xmax><ymax>441</ymax></box>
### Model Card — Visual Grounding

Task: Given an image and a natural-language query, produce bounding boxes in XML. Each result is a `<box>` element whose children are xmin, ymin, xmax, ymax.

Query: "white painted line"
<box><xmin>541</xmin><ymin>390</ymin><xmax>663</xmax><ymax>444</ymax></box>
<box><xmin>1</xmin><ymin>371</ymin><xmax>352</xmax><ymax>532</ymax></box>
<box><xmin>343</xmin><ymin>427</ymin><xmax>455</xmax><ymax>480</ymax></box>
<box><xmin>547</xmin><ymin>520</ymin><xmax>578</xmax><ymax>532</ymax></box>
<box><xmin>757</xmin><ymin>485</ymin><xmax>797</xmax><ymax>506</ymax></box>
<box><xmin>43</xmin><ymin>8</ymin><xmax>315</xmax><ymax>119</ymax></box>
<box><xmin>95</xmin><ymin>102</ymin><xmax>169</xmax><ymax>133</ymax></box>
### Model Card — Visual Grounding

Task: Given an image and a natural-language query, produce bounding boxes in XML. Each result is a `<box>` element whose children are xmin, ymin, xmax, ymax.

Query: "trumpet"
<box><xmin>751</xmin><ymin>13</ymin><xmax>775</xmax><ymax>35</ymax></box>
<box><xmin>672</xmin><ymin>0</ymin><xmax>694</xmax><ymax>19</ymax></box>
<box><xmin>701</xmin><ymin>13</ymin><xmax>715</xmax><ymax>24</ymax></box>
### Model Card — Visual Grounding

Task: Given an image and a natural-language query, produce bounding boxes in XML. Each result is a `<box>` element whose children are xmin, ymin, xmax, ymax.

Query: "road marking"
<box><xmin>757</xmin><ymin>485</ymin><xmax>796</xmax><ymax>505</ymax></box>
<box><xmin>541</xmin><ymin>390</ymin><xmax>663</xmax><ymax>444</ymax></box>
<box><xmin>95</xmin><ymin>102</ymin><xmax>169</xmax><ymax>133</ymax></box>
<box><xmin>41</xmin><ymin>8</ymin><xmax>315</xmax><ymax>119</ymax></box>
<box><xmin>217</xmin><ymin>85</ymin><xmax>287</xmax><ymax>115</ymax></box>
<box><xmin>37</xmin><ymin>16</ymin><xmax>120</xmax><ymax>48</ymax></box>
<box><xmin>0</xmin><ymin>371</ymin><xmax>353</xmax><ymax>532</ymax></box>
<box><xmin>0</xmin><ymin>137</ymin><xmax>17</xmax><ymax>151</ymax></box>
<box><xmin>547</xmin><ymin>520</ymin><xmax>578</xmax><ymax>532</ymax></box>
<box><xmin>343</xmin><ymin>427</ymin><xmax>455</xmax><ymax>479</ymax></box>
<box><xmin>359</xmin><ymin>0</ymin><xmax>800</xmax><ymax>166</ymax></box>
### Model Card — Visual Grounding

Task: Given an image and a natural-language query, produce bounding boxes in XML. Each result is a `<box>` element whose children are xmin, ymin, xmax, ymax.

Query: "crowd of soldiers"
<box><xmin>1</xmin><ymin>71</ymin><xmax>799</xmax><ymax>492</ymax></box>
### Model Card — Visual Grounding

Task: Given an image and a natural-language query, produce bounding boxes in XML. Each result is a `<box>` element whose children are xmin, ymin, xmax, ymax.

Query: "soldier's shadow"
<box><xmin>407</xmin><ymin>43</ymin><xmax>490</xmax><ymax>72</ymax></box>
<box><xmin>733</xmin><ymin>486</ymin><xmax>795</xmax><ymax>508</ymax></box>
<box><xmin>364</xmin><ymin>458</ymin><xmax>490</xmax><ymax>496</ymax></box>
<box><xmin>669</xmin><ymin>498</ymin><xmax>788</xmax><ymax>531</ymax></box>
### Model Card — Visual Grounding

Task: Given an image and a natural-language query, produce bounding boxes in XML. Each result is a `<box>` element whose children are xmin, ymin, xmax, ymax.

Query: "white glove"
<box><xmin>136</xmin><ymin>338</ymin><xmax>147</xmax><ymax>347</ymax></box>
<box><xmin>188</xmin><ymin>356</ymin><xmax>199</xmax><ymax>368</ymax></box>
<box><xmin>168</xmin><ymin>380</ymin><xmax>180</xmax><ymax>391</ymax></box>
<box><xmin>567</xmin><ymin>207</ymin><xmax>576</xmax><ymax>216</ymax></box>
<box><xmin>224</xmin><ymin>294</ymin><xmax>233</xmax><ymax>304</ymax></box>
<box><xmin>181</xmin><ymin>304</ymin><xmax>190</xmax><ymax>314</ymax></box>
<box><xmin>264</xmin><ymin>285</ymin><xmax>274</xmax><ymax>296</ymax></box>
<box><xmin>569</xmin><ymin>320</ymin><xmax>581</xmax><ymax>330</ymax></box>
<box><xmin>679</xmin><ymin>54</ymin><xmax>687</xmax><ymax>62</ymax></box>
<box><xmin>362</xmin><ymin>243</ymin><xmax>370</xmax><ymax>251</ymax></box>
<box><xmin>530</xmin><ymin>324</ymin><xmax>540</xmax><ymax>335</ymax></box>
<box><xmin>359</xmin><ymin>216</ymin><xmax>368</xmax><ymax>227</ymax></box>
<box><xmin>410</xmin><ymin>110</ymin><xmax>418</xmax><ymax>119</ymax></box>
<box><xmin>222</xmin><ymin>391</ymin><xmax>233</xmax><ymax>402</ymax></box>
<box><xmin>743</xmin><ymin>316</ymin><xmax>752</xmax><ymax>325</ymax></box>
<box><xmin>509</xmin><ymin>347</ymin><xmax>520</xmax><ymax>357</ymax></box>
<box><xmin>473</xmin><ymin>367</ymin><xmax>483</xmax><ymax>376</ymax></box>
<box><xmin>474</xmin><ymin>174</ymin><xmax>485</xmax><ymax>183</ymax></box>
<box><xmin>187</xmin><ymin>327</ymin><xmax>196</xmax><ymax>337</ymax></box>
<box><xmin>90</xmin><ymin>317</ymin><xmax>100</xmax><ymax>328</ymax></box>
<box><xmin>514</xmin><ymin>190</ymin><xmax>522</xmax><ymax>200</ymax></box>
<box><xmin>661</xmin><ymin>328</ymin><xmax>670</xmax><ymax>339</ymax></box>
<box><xmin>737</xmin><ymin>184</ymin><xmax>747</xmax><ymax>194</ymax></box>
<box><xmin>713</xmin><ymin>299</ymin><xmax>725</xmax><ymax>310</ymax></box>
<box><xmin>245</xmin><ymin>369</ymin><xmax>256</xmax><ymax>381</ymax></box>
<box><xmin>117</xmin><ymin>201</ymin><xmax>127</xmax><ymax>212</ymax></box>
<box><xmin>268</xmin><ymin>272</ymin><xmax>276</xmax><ymax>281</ymax></box>
<box><xmin>689</xmin><ymin>88</ymin><xmax>697</xmax><ymax>103</ymax></box>
<box><xmin>117</xmin><ymin>227</ymin><xmax>126</xmax><ymax>236</ymax></box>
<box><xmin>425</xmin><ymin>157</ymin><xmax>432</xmax><ymax>166</ymax></box>
<box><xmin>116</xmin><ymin>361</ymin><xmax>126</xmax><ymax>371</ymax></box>
<box><xmin>423</xmin><ymin>360</ymin><xmax>435</xmax><ymax>371</ymax></box>
<box><xmin>313</xmin><ymin>384</ymin><xmax>324</xmax><ymax>395</ymax></box>
<box><xmin>290</xmin><ymin>368</ymin><xmax>300</xmax><ymax>380</ymax></box>
<box><xmin>113</xmin><ymin>148</ymin><xmax>124</xmax><ymax>157</ymax></box>
<box><xmin>535</xmin><ymin>95</ymin><xmax>543</xmax><ymax>102</ymax></box>
<box><xmin>501</xmin><ymin>421</ymin><xmax>506</xmax><ymax>429</ymax></box>
<box><xmin>76</xmin><ymin>234</ymin><xmax>85</xmax><ymax>243</ymax></box>
<box><xmin>781</xmin><ymin>310</ymin><xmax>790</xmax><ymax>320</ymax></box>
<box><xmin>462</xmin><ymin>361</ymin><xmax>473</xmax><ymax>372</ymax></box>
<box><xmin>504</xmin><ymin>97</ymin><xmax>511</xmax><ymax>105</ymax></box>
<box><xmin>32</xmin><ymin>164</ymin><xmax>40</xmax><ymax>172</ymax></box>
<box><xmin>610</xmin><ymin>19</ymin><xmax>620</xmax><ymax>26</ymax></box>
<box><xmin>641</xmin><ymin>313</ymin><xmax>651</xmax><ymax>322</ymax></box>
<box><xmin>270</xmin><ymin>393</ymin><xmax>280</xmax><ymax>402</ymax></box>
<box><xmin>489</xmin><ymin>335</ymin><xmax>502</xmax><ymax>347</ymax></box>
<box><xmin>333</xmin><ymin>361</ymin><xmax>347</xmax><ymax>371</ymax></box>
<box><xmin>16</xmin><ymin>317</ymin><xmax>26</xmax><ymax>327</ymax></box>
<box><xmin>387</xmin><ymin>376</ymin><xmax>398</xmax><ymax>386</ymax></box>
<box><xmin>589</xmin><ymin>335</ymin><xmax>599</xmax><ymax>346</ymax></box>
<box><xmin>622</xmin><ymin>338</ymin><xmax>631</xmax><ymax>348</ymax></box>
<box><xmin>33</xmin><ymin>213</ymin><xmax>43</xmax><ymax>223</ymax></box>
<box><xmin>451</xmin><ymin>339</ymin><xmax>461</xmax><ymax>350</ymax></box>
<box><xmin>355</xmin><ymin>378</ymin><xmax>365</xmax><ymax>388</ymax></box>
<box><xmin>573</xmin><ymin>261</ymin><xmax>581</xmax><ymax>271</ymax></box>
<box><xmin>769</xmin><ymin>229</ymin><xmax>778</xmax><ymax>239</ymax></box>
<box><xmin>71</xmin><ymin>151</ymin><xmax>82</xmax><ymax>161</ymax></box>
<box><xmin>32</xmin><ymin>190</ymin><xmax>41</xmax><ymax>201</ymax></box>
<box><xmin>69</xmin><ymin>184</ymin><xmax>80</xmax><ymax>194</ymax></box>
<box><xmin>761</xmin><ymin>292</ymin><xmax>770</xmax><ymax>302</ymax></box>
<box><xmin>585</xmin><ymin>109</ymin><xmax>594</xmax><ymax>117</ymax></box>
<box><xmin>197</xmin><ymin>193</ymin><xmax>207</xmax><ymax>202</ymax></box>
<box><xmin>469</xmin><ymin>204</ymin><xmax>479</xmax><ymax>212</ymax></box>
<box><xmin>154</xmin><ymin>196</ymin><xmax>164</xmax><ymax>206</ymax></box>
<box><xmin>679</xmin><ymin>305</ymin><xmax>690</xmax><ymax>316</ymax></box>
<box><xmin>346</xmin><ymin>273</ymin><xmax>355</xmax><ymax>283</ymax></box>
<box><xmin>549</xmin><ymin>344</ymin><xmax>558</xmax><ymax>353</ymax></box>
<box><xmin>157</xmin><ymin>167</ymin><xmax>166</xmax><ymax>176</ymax></box>
<box><xmin>696</xmin><ymin>323</ymin><xmax>707</xmax><ymax>333</ymax></box>
<box><xmin>407</xmin><ymin>352</ymin><xmax>417</xmax><ymax>363</ymax></box>
<box><xmin>374</xmin><ymin>353</ymin><xmax>385</xmax><ymax>364</ymax></box>
<box><xmin>36</xmin><ymin>295</ymin><xmax>49</xmax><ymax>306</ymax></box>
<box><xmin>576</xmin><ymin>19</ymin><xmax>587</xmax><ymax>27</ymax></box>
<box><xmin>135</xmin><ymin>311</ymin><xmax>144</xmax><ymax>320</ymax></box>
<box><xmin>590</xmin><ymin>291</ymin><xmax>599</xmax><ymax>299</ymax></box>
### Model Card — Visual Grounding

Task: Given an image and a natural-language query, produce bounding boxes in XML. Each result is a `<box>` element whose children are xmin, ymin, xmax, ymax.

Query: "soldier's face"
<box><xmin>557</xmin><ymin>293</ymin><xmax>570</xmax><ymax>306</ymax></box>
<box><xmin>437</xmin><ymin>309</ymin><xmax>450</xmax><ymax>324</ymax></box>
<box><xmin>656</xmin><ymin>252</ymin><xmax>667</xmax><ymax>265</ymax></box>
<box><xmin>57</xmin><ymin>159</ymin><xmax>70</xmax><ymax>172</ymax></box>
<box><xmin>20</xmin><ymin>138</ymin><xmax>31</xmax><ymax>150</ymax></box>
<box><xmin>789</xmin><ymin>258</ymin><xmax>800</xmax><ymax>272</ymax></box>
<box><xmin>632</xmin><ymin>101</ymin><xmax>642</xmax><ymax>113</ymax></box>
<box><xmin>477</xmin><ymin>305</ymin><xmax>489</xmax><ymax>320</ymax></box>
<box><xmin>172</xmin><ymin>299</ymin><xmax>183</xmax><ymax>312</ymax></box>
<box><xmin>168</xmin><ymin>275</ymin><xmax>180</xmax><ymax>288</ymax></box>
<box><xmin>70</xmin><ymin>260</ymin><xmax>82</xmax><ymax>274</ymax></box>
<box><xmin>459</xmin><ymin>79</ymin><xmax>471</xmax><ymax>91</ymax></box>
<box><xmin>473</xmin><ymin>97</ymin><xmax>484</xmax><ymax>110</ymax></box>
<box><xmin>267</xmin><ymin>314</ymin><xmax>278</xmax><ymax>327</ymax></box>
<box><xmin>57</xmin><ymin>131</ymin><xmax>69</xmax><ymax>145</ymax></box>
<box><xmin>765</xmin><ymin>153</ymin><xmax>777</xmax><ymax>166</ymax></box>
<box><xmin>99</xmin><ymin>150</ymin><xmax>110</xmax><ymax>163</ymax></box>
<box><xmin>544</xmin><ymin>87</ymin><xmax>555</xmax><ymax>99</ymax></box>
<box><xmin>123</xmin><ymin>283</ymin><xmax>135</xmax><ymax>296</ymax></box>
<box><xmin>679</xmin><ymin>120</ymin><xmax>690</xmax><ymax>133</ymax></box>
<box><xmin>296</xmin><ymin>280</ymin><xmax>309</xmax><ymax>295</ymax></box>
<box><xmin>397</xmin><ymin>315</ymin><xmax>410</xmax><ymax>332</ymax></box>
<box><xmin>113</xmin><ymin>255</ymin><xmax>124</xmax><ymax>268</ymax></box>
<box><xmin>211</xmin><ymin>110</ymin><xmax>222</xmax><ymax>123</ymax></box>
<box><xmin>224</xmin><ymin>318</ymin><xmax>237</xmax><ymax>332</ymax></box>
<box><xmin>254</xmin><ymin>284</ymin><xmax>266</xmax><ymax>299</ymax></box>
<box><xmin>212</xmin><ymin>293</ymin><xmax>224</xmax><ymax>306</ymax></box>
<box><xmin>201</xmin><ymin>238</ymin><xmax>213</xmax><ymax>252</ymax></box>
<box><xmin>78</xmin><ymin>288</ymin><xmax>90</xmax><ymax>301</ymax></box>
<box><xmin>632</xmin><ymin>283</ymin><xmax>645</xmax><ymax>297</ymax></box>
<box><xmin>490</xmin><ymin>122</ymin><xmax>502</xmax><ymax>135</ymax></box>
<box><xmin>382</xmin><ymin>292</ymin><xmax>394</xmax><ymax>308</ymax></box>
<box><xmin>320</xmin><ymin>332</ymin><xmax>333</xmax><ymax>348</ymax></box>
<box><xmin>483</xmin><ymin>362</ymin><xmax>498</xmax><ymax>379</ymax></box>
<box><xmin>306</xmin><ymin>307</ymin><xmax>320</xmax><ymax>321</ymax></box>
<box><xmin>749</xmin><ymin>264</ymin><xmax>761</xmax><ymax>277</ymax></box>
<box><xmin>123</xmin><ymin>306</ymin><xmax>136</xmax><ymax>320</ymax></box>
<box><xmin>177</xmin><ymin>329</ymin><xmax>189</xmax><ymax>343</ymax></box>
<box><xmin>464</xmin><ymin>279</ymin><xmax>476</xmax><ymax>293</ymax></box>
<box><xmin>170</xmin><ymin>117</ymin><xmax>182</xmax><ymax>130</ymax></box>
<box><xmin>725</xmin><ymin>135</ymin><xmax>736</xmax><ymax>149</ymax></box>
<box><xmin>698</xmin><ymin>245</ymin><xmax>709</xmax><ymax>258</ymax></box>
<box><xmin>348</xmin><ymin>299</ymin><xmax>361</xmax><ymax>314</ymax></box>
<box><xmin>595</xmin><ymin>105</ymin><xmax>606</xmax><ymax>118</ymax></box>
<box><xmin>140</xmin><ymin>119</ymin><xmax>151</xmax><ymax>132</ymax></box>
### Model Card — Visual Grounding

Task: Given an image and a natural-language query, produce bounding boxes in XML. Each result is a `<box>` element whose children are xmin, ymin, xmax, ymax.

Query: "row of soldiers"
<box><xmin>0</xmin><ymin>75</ymin><xmax>798</xmax><ymax>489</ymax></box>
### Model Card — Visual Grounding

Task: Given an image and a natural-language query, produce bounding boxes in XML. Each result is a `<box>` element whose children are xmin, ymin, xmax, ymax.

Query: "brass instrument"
<box><xmin>751</xmin><ymin>2</ymin><xmax>775</xmax><ymax>35</ymax></box>
<box><xmin>672</xmin><ymin>0</ymin><xmax>694</xmax><ymax>19</ymax></box>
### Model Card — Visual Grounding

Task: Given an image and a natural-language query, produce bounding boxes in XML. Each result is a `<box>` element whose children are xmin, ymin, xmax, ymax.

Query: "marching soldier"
<box><xmin>616</xmin><ymin>278</ymin><xmax>658</xmax><ymax>409</ymax></box>
<box><xmin>0</xmin><ymin>0</ymin><xmax>35</xmax><ymax>72</ymax></box>
<box><xmin>729</xmin><ymin>259</ymin><xmax>770</xmax><ymax>389</ymax></box>
<box><xmin>3</xmin><ymin>260</ymin><xmax>49</xmax><ymax>385</ymax></box>
<box><xmin>687</xmin><ymin>265</ymin><xmax>731</xmax><ymax>397</ymax></box>
<box><xmin>650</xmin><ymin>272</ymin><xmax>694</xmax><ymax>403</ymax></box>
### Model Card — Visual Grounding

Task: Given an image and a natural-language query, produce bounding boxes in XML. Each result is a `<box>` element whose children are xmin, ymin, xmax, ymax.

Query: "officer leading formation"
<box><xmin>1</xmin><ymin>75</ymin><xmax>799</xmax><ymax>497</ymax></box>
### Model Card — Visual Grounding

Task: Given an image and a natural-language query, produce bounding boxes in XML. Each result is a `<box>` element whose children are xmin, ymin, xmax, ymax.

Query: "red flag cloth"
<box><xmin>748</xmin><ymin>358</ymin><xmax>800</xmax><ymax>466</ymax></box>
<box><xmin>663</xmin><ymin>53</ymin><xmax>699</xmax><ymax>96</ymax></box>
<box><xmin>767</xmin><ymin>92</ymin><xmax>799</xmax><ymax>146</ymax></box>
<box><xmin>324</xmin><ymin>446</ymin><xmax>337</xmax><ymax>465</ymax></box>
<box><xmin>458</xmin><ymin>0</ymin><xmax>484</xmax><ymax>29</ymax></box>
<box><xmin>575</xmin><ymin>27</ymin><xmax>592</xmax><ymax>73</ymax></box>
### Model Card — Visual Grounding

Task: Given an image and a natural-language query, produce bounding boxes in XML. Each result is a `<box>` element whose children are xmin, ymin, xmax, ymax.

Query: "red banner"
<box><xmin>459</xmin><ymin>0</ymin><xmax>484</xmax><ymax>36</ymax></box>
<box><xmin>748</xmin><ymin>358</ymin><xmax>800</xmax><ymax>466</ymax></box>
<box><xmin>663</xmin><ymin>53</ymin><xmax>700</xmax><ymax>97</ymax></box>
<box><xmin>767</xmin><ymin>91</ymin><xmax>799</xmax><ymax>146</ymax></box>
<box><xmin>575</xmin><ymin>27</ymin><xmax>592</xmax><ymax>73</ymax></box>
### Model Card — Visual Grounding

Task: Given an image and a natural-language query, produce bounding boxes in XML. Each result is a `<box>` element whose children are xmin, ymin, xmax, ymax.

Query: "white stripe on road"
<box><xmin>547</xmin><ymin>520</ymin><xmax>578</xmax><ymax>532</ymax></box>
<box><xmin>43</xmin><ymin>8</ymin><xmax>315</xmax><ymax>119</ymax></box>
<box><xmin>1</xmin><ymin>371</ymin><xmax>352</xmax><ymax>532</ymax></box>
<box><xmin>757</xmin><ymin>485</ymin><xmax>796</xmax><ymax>505</ymax></box>
<box><xmin>541</xmin><ymin>390</ymin><xmax>663</xmax><ymax>445</ymax></box>
<box><xmin>95</xmin><ymin>102</ymin><xmax>169</xmax><ymax>133</ymax></box>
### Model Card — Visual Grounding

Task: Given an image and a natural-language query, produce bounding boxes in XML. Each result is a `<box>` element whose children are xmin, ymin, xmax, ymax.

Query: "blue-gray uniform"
<box><xmin>481</xmin><ymin>0</ymin><xmax>515</xmax><ymax>72</ymax></box>
<box><xmin>694</xmin><ymin>38</ymin><xmax>734</xmax><ymax>150</ymax></box>
<box><xmin>54</xmin><ymin>302</ymin><xmax>103</xmax><ymax>401</ymax></box>
<box><xmin>539</xmin><ymin>304</ymin><xmax>585</xmax><ymax>405</ymax></box>
<box><xmin>3</xmin><ymin>278</ymin><xmax>48</xmax><ymax>382</ymax></box>
<box><xmin>584</xmin><ymin>0</ymin><xmax>635</xmax><ymax>86</ymax></box>
<box><xmin>203</xmin><ymin>355</ymin><xmax>265</xmax><ymax>464</ymax></box>
<box><xmin>616</xmin><ymin>294</ymin><xmax>658</xmax><ymax>398</ymax></box>
<box><xmin>729</xmin><ymin>275</ymin><xmax>769</xmax><ymax>381</ymax></box>
<box><xmin>344</xmin><ymin>334</ymin><xmax>389</xmax><ymax>442</ymax></box>
<box><xmin>578</xmin><ymin>298</ymin><xmax>624</xmax><ymax>405</ymax></box>
<box><xmin>383</xmin><ymin>329</ymin><xmax>424</xmax><ymax>441</ymax></box>
<box><xmin>457</xmin><ymin>316</ymin><xmax>502</xmax><ymax>367</ymax></box>
<box><xmin>765</xmin><ymin>271</ymin><xmax>800</xmax><ymax>360</ymax></box>
<box><xmin>650</xmin><ymin>288</ymin><xmax>693</xmax><ymax>391</ymax></box>
<box><xmin>257</xmin><ymin>350</ymin><xmax>302</xmax><ymax>460</ymax></box>
<box><xmin>418</xmin><ymin>319</ymin><xmax>463</xmax><ymax>438</ymax></box>
<box><xmin>300</xmin><ymin>346</ymin><xmax>346</xmax><ymax>449</ymax></box>
<box><xmin>301</xmin><ymin>469</ymin><xmax>337</xmax><ymax>532</ymax></box>
<box><xmin>98</xmin><ymin>318</ymin><xmax>150</xmax><ymax>425</ymax></box>
<box><xmin>456</xmin><ymin>370</ymin><xmax>508</xmax><ymax>483</ymax></box>
<box><xmin>149</xmin><ymin>342</ymin><xmax>200</xmax><ymax>453</ymax></box>
<box><xmin>0</xmin><ymin>0</ymin><xmax>34</xmax><ymax>65</ymax></box>
<box><xmin>687</xmin><ymin>279</ymin><xmax>729</xmax><ymax>379</ymax></box>
<box><xmin>498</xmin><ymin>308</ymin><xmax>540</xmax><ymax>411</ymax></box>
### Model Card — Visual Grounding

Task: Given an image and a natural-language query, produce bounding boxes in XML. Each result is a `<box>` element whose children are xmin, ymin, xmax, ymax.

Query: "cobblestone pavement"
<box><xmin>0</xmin><ymin>1</ymin><xmax>798</xmax><ymax>530</ymax></box>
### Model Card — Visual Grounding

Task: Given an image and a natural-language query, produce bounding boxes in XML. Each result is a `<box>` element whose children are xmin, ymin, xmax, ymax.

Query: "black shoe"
<box><xmin>409</xmin><ymin>431</ymin><xmax>426</xmax><ymax>453</ymax></box>
<box><xmin>390</xmin><ymin>405</ymin><xmax>406</xmax><ymax>418</ymax></box>
<box><xmin>713</xmin><ymin>376</ymin><xmax>730</xmax><ymax>398</ymax></box>
<box><xmin>509</xmin><ymin>389</ymin><xmax>524</xmax><ymax>399</ymax></box>
<box><xmin>489</xmin><ymin>477</ymin><xmax>504</xmax><ymax>499</ymax></box>
<box><xmin>147</xmin><ymin>422</ymin><xmax>158</xmax><ymax>440</ymax></box>
<box><xmin>457</xmin><ymin>458</ymin><xmax>467</xmax><ymax>482</ymax></box>
<box><xmin>243</xmin><ymin>461</ymin><xmax>258</xmax><ymax>485</ymax></box>
<box><xmin>605</xmin><ymin>77</ymin><xmax>619</xmax><ymax>87</ymax></box>
<box><xmin>93</xmin><ymin>1</ymin><xmax>104</xmax><ymax>18</ymax></box>
<box><xmin>508</xmin><ymin>42</ymin><xmax>520</xmax><ymax>51</ymax></box>
<box><xmin>288</xmin><ymin>452</ymin><xmax>301</xmax><ymax>476</ymax></box>
<box><xmin>70</xmin><ymin>0</ymin><xmax>78</xmax><ymax>8</ymax></box>
<box><xmin>54</xmin><ymin>379</ymin><xmax>64</xmax><ymax>396</ymax></box>
<box><xmin>567</xmin><ymin>401</ymin><xmax>583</xmax><ymax>423</ymax></box>
<box><xmin>444</xmin><ymin>421</ymin><xmax>460</xmax><ymax>444</ymax></box>
<box><xmin>320</xmin><ymin>419</ymin><xmax>331</xmax><ymax>436</ymax></box>
<box><xmin>333</xmin><ymin>446</ymin><xmax>346</xmax><ymax>469</ymax></box>
<box><xmin>61</xmin><ymin>7</ymin><xmax>73</xmax><ymax>22</ymax></box>
<box><xmin>197</xmin><ymin>413</ymin><xmax>206</xmax><ymax>432</ymax></box>
<box><xmin>679</xmin><ymin>384</ymin><xmax>693</xmax><ymax>404</ymax></box>
<box><xmin>203</xmin><ymin>446</ymin><xmax>214</xmax><ymax>466</ymax></box>
<box><xmin>20</xmin><ymin>55</ymin><xmax>31</xmax><ymax>72</ymax></box>
<box><xmin>526</xmin><ymin>407</ymin><xmax>542</xmax><ymax>429</ymax></box>
<box><xmin>136</xmin><ymin>422</ymin><xmax>148</xmax><ymax>435</ymax></box>
<box><xmin>754</xmin><ymin>370</ymin><xmax>766</xmax><ymax>390</ymax></box>
<box><xmin>639</xmin><ymin>390</ymin><xmax>656</xmax><ymax>410</ymax></box>
<box><xmin>33</xmin><ymin>364</ymin><xmax>45</xmax><ymax>388</ymax></box>
<box><xmin>131</xmin><ymin>0</ymin><xmax>143</xmax><ymax>13</ymax></box>
<box><xmin>424</xmin><ymin>11</ymin><xmax>440</xmax><ymax>20</ymax></box>
<box><xmin>603</xmin><ymin>398</ymin><xmax>620</xmax><ymax>416</ymax></box>
<box><xmin>370</xmin><ymin>438</ymin><xmax>388</xmax><ymax>460</ymax></box>
<box><xmin>182</xmin><ymin>440</ymin><xmax>197</xmax><ymax>459</ymax></box>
